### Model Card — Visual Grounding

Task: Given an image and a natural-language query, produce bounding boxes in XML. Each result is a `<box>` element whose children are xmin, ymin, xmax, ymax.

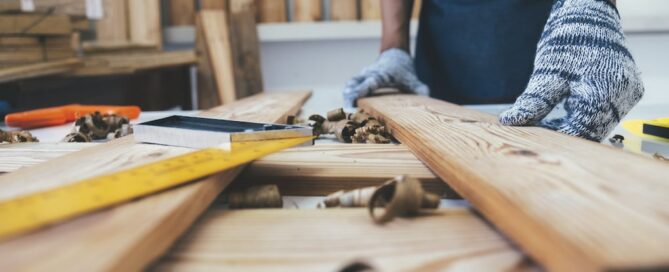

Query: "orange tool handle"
<box><xmin>5</xmin><ymin>104</ymin><xmax>141</xmax><ymax>129</ymax></box>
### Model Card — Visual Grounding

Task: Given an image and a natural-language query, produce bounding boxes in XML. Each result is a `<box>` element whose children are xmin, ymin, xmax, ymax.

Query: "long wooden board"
<box><xmin>196</xmin><ymin>10</ymin><xmax>236</xmax><ymax>107</ymax></box>
<box><xmin>293</xmin><ymin>0</ymin><xmax>322</xmax><ymax>22</ymax></box>
<box><xmin>0</xmin><ymin>143</ymin><xmax>455</xmax><ymax>197</ymax></box>
<box><xmin>236</xmin><ymin>144</ymin><xmax>453</xmax><ymax>196</ymax></box>
<box><xmin>127</xmin><ymin>0</ymin><xmax>162</xmax><ymax>49</ymax></box>
<box><xmin>0</xmin><ymin>14</ymin><xmax>72</xmax><ymax>35</ymax></box>
<box><xmin>152</xmin><ymin>208</ymin><xmax>531</xmax><ymax>271</ymax></box>
<box><xmin>359</xmin><ymin>95</ymin><xmax>669</xmax><ymax>271</ymax></box>
<box><xmin>0</xmin><ymin>91</ymin><xmax>312</xmax><ymax>271</ymax></box>
<box><xmin>0</xmin><ymin>58</ymin><xmax>81</xmax><ymax>83</ymax></box>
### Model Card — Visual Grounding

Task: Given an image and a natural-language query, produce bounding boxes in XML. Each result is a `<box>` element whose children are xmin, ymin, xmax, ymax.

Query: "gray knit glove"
<box><xmin>499</xmin><ymin>0</ymin><xmax>644</xmax><ymax>141</ymax></box>
<box><xmin>343</xmin><ymin>48</ymin><xmax>429</xmax><ymax>108</ymax></box>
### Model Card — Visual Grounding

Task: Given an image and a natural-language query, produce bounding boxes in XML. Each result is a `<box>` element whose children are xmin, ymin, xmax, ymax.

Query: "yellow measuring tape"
<box><xmin>0</xmin><ymin>136</ymin><xmax>314</xmax><ymax>240</ymax></box>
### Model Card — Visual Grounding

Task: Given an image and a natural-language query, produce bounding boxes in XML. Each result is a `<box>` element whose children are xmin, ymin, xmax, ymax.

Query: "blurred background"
<box><xmin>0</xmin><ymin>0</ymin><xmax>667</xmax><ymax>115</ymax></box>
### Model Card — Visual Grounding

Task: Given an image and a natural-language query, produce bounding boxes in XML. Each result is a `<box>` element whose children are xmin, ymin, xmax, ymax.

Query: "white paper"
<box><xmin>86</xmin><ymin>0</ymin><xmax>103</xmax><ymax>20</ymax></box>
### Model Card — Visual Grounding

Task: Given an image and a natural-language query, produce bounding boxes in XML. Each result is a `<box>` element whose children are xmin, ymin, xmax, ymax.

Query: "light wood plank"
<box><xmin>359</xmin><ymin>94</ymin><xmax>669</xmax><ymax>271</ymax></box>
<box><xmin>360</xmin><ymin>0</ymin><xmax>380</xmax><ymax>20</ymax></box>
<box><xmin>200</xmin><ymin>0</ymin><xmax>227</xmax><ymax>10</ymax></box>
<box><xmin>293</xmin><ymin>0</ymin><xmax>322</xmax><ymax>22</ymax></box>
<box><xmin>96</xmin><ymin>0</ymin><xmax>129</xmax><ymax>42</ymax></box>
<box><xmin>0</xmin><ymin>59</ymin><xmax>81</xmax><ymax>83</ymax></box>
<box><xmin>0</xmin><ymin>91</ymin><xmax>312</xmax><ymax>271</ymax></box>
<box><xmin>0</xmin><ymin>14</ymin><xmax>72</xmax><ymax>35</ymax></box>
<box><xmin>257</xmin><ymin>0</ymin><xmax>286</xmax><ymax>23</ymax></box>
<box><xmin>229</xmin><ymin>0</ymin><xmax>264</xmax><ymax>99</ymax></box>
<box><xmin>127</xmin><ymin>0</ymin><xmax>163</xmax><ymax>49</ymax></box>
<box><xmin>329</xmin><ymin>0</ymin><xmax>358</xmax><ymax>21</ymax></box>
<box><xmin>0</xmin><ymin>143</ymin><xmax>455</xmax><ymax>197</ymax></box>
<box><xmin>412</xmin><ymin>0</ymin><xmax>421</xmax><ymax>18</ymax></box>
<box><xmin>196</xmin><ymin>10</ymin><xmax>237</xmax><ymax>107</ymax></box>
<box><xmin>153</xmin><ymin>208</ymin><xmax>531</xmax><ymax>271</ymax></box>
<box><xmin>0</xmin><ymin>0</ymin><xmax>87</xmax><ymax>17</ymax></box>
<box><xmin>236</xmin><ymin>144</ymin><xmax>452</xmax><ymax>196</ymax></box>
<box><xmin>72</xmin><ymin>50</ymin><xmax>196</xmax><ymax>76</ymax></box>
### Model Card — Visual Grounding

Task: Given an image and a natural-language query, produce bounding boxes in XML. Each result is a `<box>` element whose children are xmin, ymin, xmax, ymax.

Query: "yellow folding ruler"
<box><xmin>0</xmin><ymin>136</ymin><xmax>314</xmax><ymax>240</ymax></box>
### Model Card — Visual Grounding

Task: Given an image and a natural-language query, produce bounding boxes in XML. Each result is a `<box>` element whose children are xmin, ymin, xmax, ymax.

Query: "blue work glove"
<box><xmin>343</xmin><ymin>48</ymin><xmax>429</xmax><ymax>108</ymax></box>
<box><xmin>499</xmin><ymin>0</ymin><xmax>644</xmax><ymax>141</ymax></box>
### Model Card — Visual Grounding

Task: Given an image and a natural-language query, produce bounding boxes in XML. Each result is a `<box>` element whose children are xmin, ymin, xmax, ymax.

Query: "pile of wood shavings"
<box><xmin>307</xmin><ymin>108</ymin><xmax>392</xmax><ymax>144</ymax></box>
<box><xmin>63</xmin><ymin>112</ymin><xmax>133</xmax><ymax>142</ymax></box>
<box><xmin>0</xmin><ymin>129</ymin><xmax>38</xmax><ymax>144</ymax></box>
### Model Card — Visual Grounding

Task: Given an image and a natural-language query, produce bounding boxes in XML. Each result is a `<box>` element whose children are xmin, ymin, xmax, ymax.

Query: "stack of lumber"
<box><xmin>0</xmin><ymin>2</ymin><xmax>85</xmax><ymax>68</ymax></box>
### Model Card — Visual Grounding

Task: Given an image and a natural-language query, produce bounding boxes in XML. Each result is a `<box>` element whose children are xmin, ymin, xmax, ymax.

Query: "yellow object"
<box><xmin>0</xmin><ymin>136</ymin><xmax>314</xmax><ymax>240</ymax></box>
<box><xmin>622</xmin><ymin>118</ymin><xmax>669</xmax><ymax>143</ymax></box>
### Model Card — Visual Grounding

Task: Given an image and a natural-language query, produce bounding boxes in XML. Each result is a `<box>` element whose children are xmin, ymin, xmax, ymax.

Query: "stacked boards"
<box><xmin>0</xmin><ymin>91</ymin><xmax>311</xmax><ymax>271</ymax></box>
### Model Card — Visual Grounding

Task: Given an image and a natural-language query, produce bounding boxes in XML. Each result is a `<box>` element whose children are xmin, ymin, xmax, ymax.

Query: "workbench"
<box><xmin>0</xmin><ymin>95</ymin><xmax>667</xmax><ymax>271</ymax></box>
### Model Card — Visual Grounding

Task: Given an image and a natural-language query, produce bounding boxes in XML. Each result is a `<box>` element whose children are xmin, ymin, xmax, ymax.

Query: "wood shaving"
<box><xmin>227</xmin><ymin>185</ymin><xmax>283</xmax><ymax>209</ymax></box>
<box><xmin>63</xmin><ymin>112</ymin><xmax>132</xmax><ymax>142</ymax></box>
<box><xmin>0</xmin><ymin>129</ymin><xmax>38</xmax><ymax>144</ymax></box>
<box><xmin>309</xmin><ymin>108</ymin><xmax>392</xmax><ymax>144</ymax></box>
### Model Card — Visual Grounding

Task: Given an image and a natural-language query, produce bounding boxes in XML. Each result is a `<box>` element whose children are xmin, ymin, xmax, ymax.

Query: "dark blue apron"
<box><xmin>415</xmin><ymin>0</ymin><xmax>553</xmax><ymax>104</ymax></box>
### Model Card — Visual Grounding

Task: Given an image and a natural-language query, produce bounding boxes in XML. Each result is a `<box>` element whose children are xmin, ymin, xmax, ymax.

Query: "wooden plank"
<box><xmin>236</xmin><ymin>144</ymin><xmax>453</xmax><ymax>196</ymax></box>
<box><xmin>329</xmin><ymin>0</ymin><xmax>358</xmax><ymax>21</ymax></box>
<box><xmin>256</xmin><ymin>0</ymin><xmax>286</xmax><ymax>23</ymax></box>
<box><xmin>0</xmin><ymin>58</ymin><xmax>80</xmax><ymax>83</ymax></box>
<box><xmin>293</xmin><ymin>0</ymin><xmax>322</xmax><ymax>22</ymax></box>
<box><xmin>169</xmin><ymin>0</ymin><xmax>196</xmax><ymax>25</ymax></box>
<box><xmin>0</xmin><ymin>143</ymin><xmax>455</xmax><ymax>197</ymax></box>
<box><xmin>196</xmin><ymin>10</ymin><xmax>236</xmax><ymax>107</ymax></box>
<box><xmin>0</xmin><ymin>91</ymin><xmax>312</xmax><ymax>271</ymax></box>
<box><xmin>127</xmin><ymin>0</ymin><xmax>162</xmax><ymax>49</ymax></box>
<box><xmin>359</xmin><ymin>95</ymin><xmax>669</xmax><ymax>271</ymax></box>
<box><xmin>0</xmin><ymin>14</ymin><xmax>72</xmax><ymax>35</ymax></box>
<box><xmin>153</xmin><ymin>208</ymin><xmax>531</xmax><ymax>271</ymax></box>
<box><xmin>0</xmin><ymin>48</ymin><xmax>44</xmax><ymax>64</ymax></box>
<box><xmin>0</xmin><ymin>37</ymin><xmax>40</xmax><ymax>46</ymax></box>
<box><xmin>0</xmin><ymin>143</ymin><xmax>98</xmax><ymax>173</ymax></box>
<box><xmin>0</xmin><ymin>0</ymin><xmax>87</xmax><ymax>17</ymax></box>
<box><xmin>200</xmin><ymin>0</ymin><xmax>227</xmax><ymax>10</ymax></box>
<box><xmin>95</xmin><ymin>0</ymin><xmax>128</xmax><ymax>42</ymax></box>
<box><xmin>360</xmin><ymin>0</ymin><xmax>380</xmax><ymax>20</ymax></box>
<box><xmin>228</xmin><ymin>0</ymin><xmax>263</xmax><ymax>99</ymax></box>
<box><xmin>71</xmin><ymin>50</ymin><xmax>196</xmax><ymax>76</ymax></box>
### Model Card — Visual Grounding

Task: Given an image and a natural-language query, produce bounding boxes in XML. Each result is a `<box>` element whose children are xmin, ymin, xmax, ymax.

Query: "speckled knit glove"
<box><xmin>499</xmin><ymin>0</ymin><xmax>644</xmax><ymax>141</ymax></box>
<box><xmin>343</xmin><ymin>48</ymin><xmax>429</xmax><ymax>108</ymax></box>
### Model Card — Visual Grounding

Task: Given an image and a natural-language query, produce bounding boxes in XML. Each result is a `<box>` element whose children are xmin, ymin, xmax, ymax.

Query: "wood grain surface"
<box><xmin>0</xmin><ymin>91</ymin><xmax>312</xmax><ymax>271</ymax></box>
<box><xmin>196</xmin><ymin>10</ymin><xmax>236</xmax><ymax>107</ymax></box>
<box><xmin>0</xmin><ymin>14</ymin><xmax>72</xmax><ymax>35</ymax></box>
<box><xmin>152</xmin><ymin>208</ymin><xmax>532</xmax><ymax>272</ymax></box>
<box><xmin>168</xmin><ymin>0</ymin><xmax>196</xmax><ymax>25</ymax></box>
<box><xmin>229</xmin><ymin>0</ymin><xmax>264</xmax><ymax>100</ymax></box>
<box><xmin>0</xmin><ymin>58</ymin><xmax>81</xmax><ymax>83</ymax></box>
<box><xmin>329</xmin><ymin>0</ymin><xmax>358</xmax><ymax>21</ymax></box>
<box><xmin>257</xmin><ymin>0</ymin><xmax>286</xmax><ymax>23</ymax></box>
<box><xmin>359</xmin><ymin>94</ymin><xmax>669</xmax><ymax>271</ymax></box>
<box><xmin>236</xmin><ymin>144</ymin><xmax>454</xmax><ymax>197</ymax></box>
<box><xmin>128</xmin><ymin>0</ymin><xmax>162</xmax><ymax>49</ymax></box>
<box><xmin>0</xmin><ymin>143</ymin><xmax>455</xmax><ymax>197</ymax></box>
<box><xmin>96</xmin><ymin>0</ymin><xmax>129</xmax><ymax>42</ymax></box>
<box><xmin>293</xmin><ymin>0</ymin><xmax>322</xmax><ymax>22</ymax></box>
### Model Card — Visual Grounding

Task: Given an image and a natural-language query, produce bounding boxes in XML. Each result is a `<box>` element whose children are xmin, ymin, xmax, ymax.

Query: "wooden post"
<box><xmin>257</xmin><ymin>0</ymin><xmax>286</xmax><ymax>23</ymax></box>
<box><xmin>329</xmin><ymin>0</ymin><xmax>358</xmax><ymax>21</ymax></box>
<box><xmin>127</xmin><ymin>0</ymin><xmax>162</xmax><ymax>49</ymax></box>
<box><xmin>360</xmin><ymin>0</ymin><xmax>380</xmax><ymax>20</ymax></box>
<box><xmin>168</xmin><ymin>0</ymin><xmax>196</xmax><ymax>25</ymax></box>
<box><xmin>95</xmin><ymin>0</ymin><xmax>129</xmax><ymax>42</ymax></box>
<box><xmin>196</xmin><ymin>11</ymin><xmax>236</xmax><ymax>107</ymax></box>
<box><xmin>293</xmin><ymin>0</ymin><xmax>322</xmax><ymax>22</ymax></box>
<box><xmin>200</xmin><ymin>0</ymin><xmax>228</xmax><ymax>10</ymax></box>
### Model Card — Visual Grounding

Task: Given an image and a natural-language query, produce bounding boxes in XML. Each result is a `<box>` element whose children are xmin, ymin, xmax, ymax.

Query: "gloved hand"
<box><xmin>343</xmin><ymin>48</ymin><xmax>429</xmax><ymax>108</ymax></box>
<box><xmin>499</xmin><ymin>0</ymin><xmax>644</xmax><ymax>141</ymax></box>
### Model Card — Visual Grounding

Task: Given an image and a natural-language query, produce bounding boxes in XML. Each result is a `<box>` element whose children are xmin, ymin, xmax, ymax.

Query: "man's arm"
<box><xmin>380</xmin><ymin>0</ymin><xmax>414</xmax><ymax>53</ymax></box>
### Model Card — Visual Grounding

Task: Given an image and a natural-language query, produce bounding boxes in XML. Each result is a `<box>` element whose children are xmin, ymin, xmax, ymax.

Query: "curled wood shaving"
<box><xmin>368</xmin><ymin>175</ymin><xmax>441</xmax><ymax>224</ymax></box>
<box><xmin>63</xmin><ymin>112</ymin><xmax>132</xmax><ymax>142</ymax></box>
<box><xmin>309</xmin><ymin>109</ymin><xmax>392</xmax><ymax>144</ymax></box>
<box><xmin>227</xmin><ymin>185</ymin><xmax>283</xmax><ymax>209</ymax></box>
<box><xmin>320</xmin><ymin>186</ymin><xmax>378</xmax><ymax>208</ymax></box>
<box><xmin>0</xmin><ymin>129</ymin><xmax>38</xmax><ymax>144</ymax></box>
